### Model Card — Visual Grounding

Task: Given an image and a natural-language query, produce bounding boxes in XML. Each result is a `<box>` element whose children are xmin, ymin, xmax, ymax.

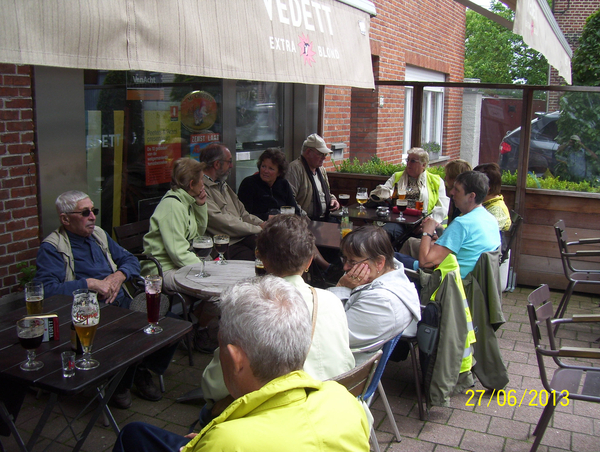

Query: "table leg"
<box><xmin>27</xmin><ymin>392</ymin><xmax>59</xmax><ymax>450</ymax></box>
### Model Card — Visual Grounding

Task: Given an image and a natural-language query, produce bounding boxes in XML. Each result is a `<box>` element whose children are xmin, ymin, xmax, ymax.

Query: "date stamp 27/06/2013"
<box><xmin>465</xmin><ymin>389</ymin><xmax>570</xmax><ymax>408</ymax></box>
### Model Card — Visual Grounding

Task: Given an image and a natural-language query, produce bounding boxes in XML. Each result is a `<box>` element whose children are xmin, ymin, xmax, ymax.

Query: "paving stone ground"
<box><xmin>3</xmin><ymin>286</ymin><xmax>599</xmax><ymax>451</ymax></box>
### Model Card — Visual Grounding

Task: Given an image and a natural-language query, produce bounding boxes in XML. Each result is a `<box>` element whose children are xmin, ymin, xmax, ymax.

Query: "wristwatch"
<box><xmin>422</xmin><ymin>232</ymin><xmax>434</xmax><ymax>239</ymax></box>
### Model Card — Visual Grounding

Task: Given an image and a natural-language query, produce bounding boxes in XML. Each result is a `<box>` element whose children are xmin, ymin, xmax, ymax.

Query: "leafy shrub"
<box><xmin>334</xmin><ymin>156</ymin><xmax>446</xmax><ymax>178</ymax></box>
<box><xmin>501</xmin><ymin>171</ymin><xmax>600</xmax><ymax>193</ymax></box>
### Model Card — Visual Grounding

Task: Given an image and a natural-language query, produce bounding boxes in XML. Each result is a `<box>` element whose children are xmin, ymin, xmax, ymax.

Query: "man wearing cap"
<box><xmin>286</xmin><ymin>133</ymin><xmax>340</xmax><ymax>221</ymax></box>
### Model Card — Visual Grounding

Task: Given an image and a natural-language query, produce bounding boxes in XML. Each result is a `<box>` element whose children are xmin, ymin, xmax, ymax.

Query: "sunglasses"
<box><xmin>66</xmin><ymin>208</ymin><xmax>99</xmax><ymax>217</ymax></box>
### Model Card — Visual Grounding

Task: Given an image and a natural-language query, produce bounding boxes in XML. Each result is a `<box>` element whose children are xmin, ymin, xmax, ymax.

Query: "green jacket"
<box><xmin>183</xmin><ymin>371</ymin><xmax>370</xmax><ymax>452</ymax></box>
<box><xmin>463</xmin><ymin>248</ymin><xmax>509</xmax><ymax>391</ymax></box>
<box><xmin>142</xmin><ymin>188</ymin><xmax>208</xmax><ymax>273</ymax></box>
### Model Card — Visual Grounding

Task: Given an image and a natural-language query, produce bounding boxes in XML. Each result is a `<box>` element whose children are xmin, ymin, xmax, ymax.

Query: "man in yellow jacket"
<box><xmin>112</xmin><ymin>276</ymin><xmax>370</xmax><ymax>452</ymax></box>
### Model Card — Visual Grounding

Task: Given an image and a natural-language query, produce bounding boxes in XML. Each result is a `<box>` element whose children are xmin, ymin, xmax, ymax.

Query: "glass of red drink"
<box><xmin>144</xmin><ymin>275</ymin><xmax>163</xmax><ymax>334</ymax></box>
<box><xmin>16</xmin><ymin>318</ymin><xmax>45</xmax><ymax>371</ymax></box>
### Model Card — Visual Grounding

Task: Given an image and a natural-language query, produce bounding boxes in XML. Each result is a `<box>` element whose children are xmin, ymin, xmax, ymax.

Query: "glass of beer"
<box><xmin>72</xmin><ymin>289</ymin><xmax>100</xmax><ymax>370</ymax></box>
<box><xmin>280</xmin><ymin>206</ymin><xmax>295</xmax><ymax>215</ymax></box>
<box><xmin>25</xmin><ymin>282</ymin><xmax>44</xmax><ymax>315</ymax></box>
<box><xmin>193</xmin><ymin>236</ymin><xmax>213</xmax><ymax>277</ymax></box>
<box><xmin>144</xmin><ymin>275</ymin><xmax>163</xmax><ymax>334</ymax></box>
<box><xmin>16</xmin><ymin>318</ymin><xmax>45</xmax><ymax>371</ymax></box>
<box><xmin>213</xmin><ymin>234</ymin><xmax>230</xmax><ymax>265</ymax></box>
<box><xmin>356</xmin><ymin>187</ymin><xmax>368</xmax><ymax>213</ymax></box>
<box><xmin>397</xmin><ymin>199</ymin><xmax>408</xmax><ymax>221</ymax></box>
<box><xmin>338</xmin><ymin>194</ymin><xmax>350</xmax><ymax>215</ymax></box>
<box><xmin>415</xmin><ymin>200</ymin><xmax>424</xmax><ymax>212</ymax></box>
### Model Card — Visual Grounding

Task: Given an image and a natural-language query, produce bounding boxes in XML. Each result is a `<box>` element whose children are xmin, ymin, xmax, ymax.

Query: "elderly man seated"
<box><xmin>34</xmin><ymin>190</ymin><xmax>176</xmax><ymax>409</ymax></box>
<box><xmin>112</xmin><ymin>276</ymin><xmax>370</xmax><ymax>452</ymax></box>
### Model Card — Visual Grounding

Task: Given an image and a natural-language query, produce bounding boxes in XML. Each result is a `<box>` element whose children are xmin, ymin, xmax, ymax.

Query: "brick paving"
<box><xmin>2</xmin><ymin>286</ymin><xmax>599</xmax><ymax>451</ymax></box>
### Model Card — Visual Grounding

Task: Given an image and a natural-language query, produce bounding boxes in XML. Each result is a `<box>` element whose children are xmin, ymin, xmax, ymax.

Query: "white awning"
<box><xmin>0</xmin><ymin>0</ymin><xmax>375</xmax><ymax>89</ymax></box>
<box><xmin>456</xmin><ymin>0</ymin><xmax>572</xmax><ymax>84</ymax></box>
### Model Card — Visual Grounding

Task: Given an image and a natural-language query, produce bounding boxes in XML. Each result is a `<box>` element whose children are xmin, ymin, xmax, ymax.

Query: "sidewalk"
<box><xmin>3</xmin><ymin>286</ymin><xmax>599</xmax><ymax>451</ymax></box>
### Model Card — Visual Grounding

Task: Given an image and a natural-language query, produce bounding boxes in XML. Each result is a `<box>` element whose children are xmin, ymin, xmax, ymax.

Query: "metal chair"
<box><xmin>500</xmin><ymin>209</ymin><xmax>522</xmax><ymax>292</ymax></box>
<box><xmin>553</xmin><ymin>220</ymin><xmax>600</xmax><ymax>323</ymax></box>
<box><xmin>357</xmin><ymin>334</ymin><xmax>404</xmax><ymax>452</ymax></box>
<box><xmin>114</xmin><ymin>221</ymin><xmax>195</xmax><ymax>366</ymax></box>
<box><xmin>527</xmin><ymin>284</ymin><xmax>600</xmax><ymax>452</ymax></box>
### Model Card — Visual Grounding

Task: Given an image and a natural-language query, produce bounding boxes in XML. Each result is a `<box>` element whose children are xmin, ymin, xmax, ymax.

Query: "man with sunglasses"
<box><xmin>35</xmin><ymin>190</ymin><xmax>139</xmax><ymax>305</ymax></box>
<box><xmin>34</xmin><ymin>190</ymin><xmax>173</xmax><ymax>408</ymax></box>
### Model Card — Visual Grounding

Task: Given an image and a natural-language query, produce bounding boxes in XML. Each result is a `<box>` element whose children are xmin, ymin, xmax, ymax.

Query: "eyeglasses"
<box><xmin>65</xmin><ymin>208</ymin><xmax>99</xmax><ymax>217</ymax></box>
<box><xmin>221</xmin><ymin>159</ymin><xmax>233</xmax><ymax>165</ymax></box>
<box><xmin>341</xmin><ymin>256</ymin><xmax>370</xmax><ymax>267</ymax></box>
<box><xmin>406</xmin><ymin>158</ymin><xmax>421</xmax><ymax>165</ymax></box>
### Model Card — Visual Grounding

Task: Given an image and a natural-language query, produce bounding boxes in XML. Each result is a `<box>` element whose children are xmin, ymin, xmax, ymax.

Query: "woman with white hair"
<box><xmin>370</xmin><ymin>147</ymin><xmax>449</xmax><ymax>244</ymax></box>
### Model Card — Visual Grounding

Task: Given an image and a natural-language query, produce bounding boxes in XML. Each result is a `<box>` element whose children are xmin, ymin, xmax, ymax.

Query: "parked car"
<box><xmin>499</xmin><ymin>111</ymin><xmax>560</xmax><ymax>174</ymax></box>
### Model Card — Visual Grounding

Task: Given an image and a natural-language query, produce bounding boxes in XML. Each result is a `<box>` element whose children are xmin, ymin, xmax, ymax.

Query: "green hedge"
<box><xmin>334</xmin><ymin>157</ymin><xmax>600</xmax><ymax>193</ymax></box>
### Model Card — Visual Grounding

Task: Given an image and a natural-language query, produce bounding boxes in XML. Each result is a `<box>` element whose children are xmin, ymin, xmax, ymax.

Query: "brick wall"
<box><xmin>322</xmin><ymin>0</ymin><xmax>466</xmax><ymax>165</ymax></box>
<box><xmin>0</xmin><ymin>64</ymin><xmax>39</xmax><ymax>297</ymax></box>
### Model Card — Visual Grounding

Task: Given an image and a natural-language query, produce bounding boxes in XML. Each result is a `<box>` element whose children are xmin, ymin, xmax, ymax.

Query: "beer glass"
<box><xmin>144</xmin><ymin>275</ymin><xmax>163</xmax><ymax>334</ymax></box>
<box><xmin>193</xmin><ymin>236</ymin><xmax>213</xmax><ymax>277</ymax></box>
<box><xmin>356</xmin><ymin>187</ymin><xmax>368</xmax><ymax>213</ymax></box>
<box><xmin>338</xmin><ymin>194</ymin><xmax>350</xmax><ymax>215</ymax></box>
<box><xmin>17</xmin><ymin>318</ymin><xmax>45</xmax><ymax>371</ymax></box>
<box><xmin>25</xmin><ymin>282</ymin><xmax>44</xmax><ymax>315</ymax></box>
<box><xmin>213</xmin><ymin>234</ymin><xmax>230</xmax><ymax>265</ymax></box>
<box><xmin>72</xmin><ymin>289</ymin><xmax>100</xmax><ymax>370</ymax></box>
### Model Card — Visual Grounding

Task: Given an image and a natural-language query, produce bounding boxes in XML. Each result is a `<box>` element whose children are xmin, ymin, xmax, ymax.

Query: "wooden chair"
<box><xmin>527</xmin><ymin>284</ymin><xmax>600</xmax><ymax>452</ymax></box>
<box><xmin>113</xmin><ymin>221</ymin><xmax>194</xmax><ymax>366</ymax></box>
<box><xmin>500</xmin><ymin>209</ymin><xmax>522</xmax><ymax>292</ymax></box>
<box><xmin>330</xmin><ymin>350</ymin><xmax>382</xmax><ymax>398</ymax></box>
<box><xmin>553</xmin><ymin>220</ymin><xmax>600</xmax><ymax>323</ymax></box>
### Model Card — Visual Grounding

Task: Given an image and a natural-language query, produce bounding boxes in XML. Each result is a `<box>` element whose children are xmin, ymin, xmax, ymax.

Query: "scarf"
<box><xmin>300</xmin><ymin>156</ymin><xmax>331</xmax><ymax>220</ymax></box>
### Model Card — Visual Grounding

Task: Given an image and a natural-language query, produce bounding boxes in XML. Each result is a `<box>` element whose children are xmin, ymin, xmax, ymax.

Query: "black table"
<box><xmin>0</xmin><ymin>295</ymin><xmax>191</xmax><ymax>452</ymax></box>
<box><xmin>330</xmin><ymin>204</ymin><xmax>423</xmax><ymax>225</ymax></box>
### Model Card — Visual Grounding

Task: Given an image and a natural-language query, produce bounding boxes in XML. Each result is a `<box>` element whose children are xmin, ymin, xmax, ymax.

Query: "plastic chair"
<box><xmin>527</xmin><ymin>284</ymin><xmax>600</xmax><ymax>452</ymax></box>
<box><xmin>330</xmin><ymin>350</ymin><xmax>382</xmax><ymax>398</ymax></box>
<box><xmin>358</xmin><ymin>334</ymin><xmax>404</xmax><ymax>452</ymax></box>
<box><xmin>553</xmin><ymin>220</ymin><xmax>600</xmax><ymax>324</ymax></box>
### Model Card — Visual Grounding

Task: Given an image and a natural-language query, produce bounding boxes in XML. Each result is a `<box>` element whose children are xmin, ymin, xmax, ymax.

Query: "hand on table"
<box><xmin>337</xmin><ymin>263</ymin><xmax>370</xmax><ymax>289</ymax></box>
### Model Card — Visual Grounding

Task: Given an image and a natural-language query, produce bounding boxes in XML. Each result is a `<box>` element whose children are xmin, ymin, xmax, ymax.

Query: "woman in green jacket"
<box><xmin>142</xmin><ymin>157</ymin><xmax>208</xmax><ymax>293</ymax></box>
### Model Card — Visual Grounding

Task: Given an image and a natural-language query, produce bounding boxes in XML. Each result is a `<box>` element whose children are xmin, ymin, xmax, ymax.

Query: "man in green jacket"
<box><xmin>112</xmin><ymin>276</ymin><xmax>370</xmax><ymax>452</ymax></box>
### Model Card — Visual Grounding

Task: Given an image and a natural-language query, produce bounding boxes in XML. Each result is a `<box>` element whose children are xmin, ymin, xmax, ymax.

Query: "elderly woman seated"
<box><xmin>198</xmin><ymin>215</ymin><xmax>355</xmax><ymax>427</ymax></box>
<box><xmin>329</xmin><ymin>226</ymin><xmax>421</xmax><ymax>365</ymax></box>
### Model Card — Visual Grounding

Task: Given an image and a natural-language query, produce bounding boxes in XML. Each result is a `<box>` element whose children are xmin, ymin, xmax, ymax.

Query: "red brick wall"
<box><xmin>322</xmin><ymin>0</ymin><xmax>466</xmax><ymax>166</ymax></box>
<box><xmin>0</xmin><ymin>64</ymin><xmax>39</xmax><ymax>297</ymax></box>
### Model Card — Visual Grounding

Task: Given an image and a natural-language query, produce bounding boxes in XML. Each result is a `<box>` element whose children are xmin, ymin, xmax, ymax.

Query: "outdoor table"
<box><xmin>330</xmin><ymin>204</ymin><xmax>423</xmax><ymax>225</ymax></box>
<box><xmin>173</xmin><ymin>260</ymin><xmax>256</xmax><ymax>298</ymax></box>
<box><xmin>309</xmin><ymin>220</ymin><xmax>342</xmax><ymax>249</ymax></box>
<box><xmin>0</xmin><ymin>295</ymin><xmax>191</xmax><ymax>452</ymax></box>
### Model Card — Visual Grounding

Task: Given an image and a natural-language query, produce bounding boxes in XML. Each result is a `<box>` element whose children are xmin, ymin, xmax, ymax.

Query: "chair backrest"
<box><xmin>554</xmin><ymin>220</ymin><xmax>575</xmax><ymax>276</ymax></box>
<box><xmin>330</xmin><ymin>350</ymin><xmax>382</xmax><ymax>399</ymax></box>
<box><xmin>363</xmin><ymin>333</ymin><xmax>403</xmax><ymax>401</ymax></box>
<box><xmin>527</xmin><ymin>284</ymin><xmax>559</xmax><ymax>389</ymax></box>
<box><xmin>114</xmin><ymin>219</ymin><xmax>150</xmax><ymax>254</ymax></box>
<box><xmin>500</xmin><ymin>210</ymin><xmax>522</xmax><ymax>264</ymax></box>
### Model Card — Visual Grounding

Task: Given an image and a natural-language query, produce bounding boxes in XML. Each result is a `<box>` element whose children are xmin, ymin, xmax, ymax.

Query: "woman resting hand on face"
<box><xmin>329</xmin><ymin>226</ymin><xmax>421</xmax><ymax>365</ymax></box>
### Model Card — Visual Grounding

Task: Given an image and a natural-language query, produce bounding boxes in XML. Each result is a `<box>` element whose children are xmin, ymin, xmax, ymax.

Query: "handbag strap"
<box><xmin>308</xmin><ymin>286</ymin><xmax>319</xmax><ymax>346</ymax></box>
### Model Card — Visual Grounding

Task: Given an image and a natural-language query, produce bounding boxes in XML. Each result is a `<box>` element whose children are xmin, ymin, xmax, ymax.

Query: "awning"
<box><xmin>456</xmin><ymin>0</ymin><xmax>572</xmax><ymax>84</ymax></box>
<box><xmin>0</xmin><ymin>0</ymin><xmax>375</xmax><ymax>89</ymax></box>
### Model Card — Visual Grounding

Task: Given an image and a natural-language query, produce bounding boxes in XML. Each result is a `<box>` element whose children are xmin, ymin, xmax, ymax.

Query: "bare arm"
<box><xmin>418</xmin><ymin>217</ymin><xmax>451</xmax><ymax>269</ymax></box>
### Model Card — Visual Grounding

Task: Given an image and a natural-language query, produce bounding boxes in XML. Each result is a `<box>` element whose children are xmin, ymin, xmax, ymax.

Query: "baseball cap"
<box><xmin>303</xmin><ymin>134</ymin><xmax>332</xmax><ymax>154</ymax></box>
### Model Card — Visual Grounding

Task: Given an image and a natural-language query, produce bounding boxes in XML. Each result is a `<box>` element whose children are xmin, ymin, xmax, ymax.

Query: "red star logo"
<box><xmin>299</xmin><ymin>34</ymin><xmax>316</xmax><ymax>66</ymax></box>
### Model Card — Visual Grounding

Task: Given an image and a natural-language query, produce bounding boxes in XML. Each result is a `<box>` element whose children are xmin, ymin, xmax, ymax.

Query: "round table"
<box><xmin>173</xmin><ymin>259</ymin><xmax>256</xmax><ymax>298</ymax></box>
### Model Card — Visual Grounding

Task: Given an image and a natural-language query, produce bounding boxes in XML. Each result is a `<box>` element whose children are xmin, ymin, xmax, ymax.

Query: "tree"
<box><xmin>465</xmin><ymin>1</ymin><xmax>549</xmax><ymax>85</ymax></box>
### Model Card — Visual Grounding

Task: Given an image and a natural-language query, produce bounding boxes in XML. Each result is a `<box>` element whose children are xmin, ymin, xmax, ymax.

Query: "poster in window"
<box><xmin>144</xmin><ymin>110</ymin><xmax>182</xmax><ymax>185</ymax></box>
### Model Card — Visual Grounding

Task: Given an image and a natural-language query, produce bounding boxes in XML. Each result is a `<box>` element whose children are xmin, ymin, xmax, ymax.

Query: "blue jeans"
<box><xmin>113</xmin><ymin>422</ymin><xmax>189</xmax><ymax>452</ymax></box>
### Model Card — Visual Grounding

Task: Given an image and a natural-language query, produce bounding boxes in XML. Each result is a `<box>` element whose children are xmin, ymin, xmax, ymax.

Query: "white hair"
<box><xmin>55</xmin><ymin>190</ymin><xmax>90</xmax><ymax>215</ymax></box>
<box><xmin>218</xmin><ymin>276</ymin><xmax>311</xmax><ymax>383</ymax></box>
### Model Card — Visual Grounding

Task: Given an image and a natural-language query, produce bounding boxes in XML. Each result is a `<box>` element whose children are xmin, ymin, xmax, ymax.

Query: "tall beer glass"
<box><xmin>72</xmin><ymin>289</ymin><xmax>100</xmax><ymax>370</ymax></box>
<box><xmin>144</xmin><ymin>275</ymin><xmax>163</xmax><ymax>334</ymax></box>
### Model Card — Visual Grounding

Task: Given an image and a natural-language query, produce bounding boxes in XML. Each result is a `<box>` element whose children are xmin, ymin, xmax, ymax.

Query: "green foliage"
<box><xmin>16</xmin><ymin>263</ymin><xmax>36</xmax><ymax>288</ymax></box>
<box><xmin>333</xmin><ymin>156</ymin><xmax>446</xmax><ymax>178</ymax></box>
<box><xmin>334</xmin><ymin>157</ymin><xmax>405</xmax><ymax>176</ymax></box>
<box><xmin>571</xmin><ymin>10</ymin><xmax>600</xmax><ymax>86</ymax></box>
<box><xmin>555</xmin><ymin>11</ymin><xmax>600</xmax><ymax>182</ymax></box>
<box><xmin>464</xmin><ymin>1</ymin><xmax>548</xmax><ymax>85</ymax></box>
<box><xmin>501</xmin><ymin>170</ymin><xmax>600</xmax><ymax>192</ymax></box>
